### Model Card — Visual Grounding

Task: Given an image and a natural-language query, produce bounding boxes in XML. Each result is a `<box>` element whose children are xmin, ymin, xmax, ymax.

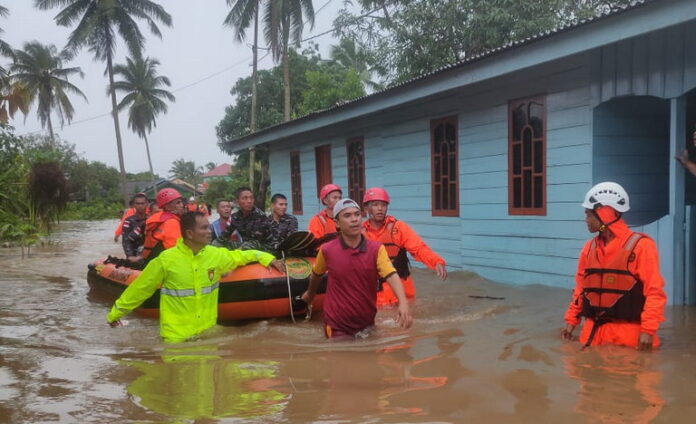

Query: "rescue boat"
<box><xmin>87</xmin><ymin>232</ymin><xmax>326</xmax><ymax>320</ymax></box>
<box><xmin>87</xmin><ymin>256</ymin><xmax>325</xmax><ymax>320</ymax></box>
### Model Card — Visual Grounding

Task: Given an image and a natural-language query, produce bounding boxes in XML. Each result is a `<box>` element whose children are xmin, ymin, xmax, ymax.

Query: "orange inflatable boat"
<box><xmin>87</xmin><ymin>256</ymin><xmax>326</xmax><ymax>321</ymax></box>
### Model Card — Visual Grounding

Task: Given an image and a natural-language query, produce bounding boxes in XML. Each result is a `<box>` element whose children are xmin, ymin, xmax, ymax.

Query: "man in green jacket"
<box><xmin>107</xmin><ymin>211</ymin><xmax>285</xmax><ymax>343</ymax></box>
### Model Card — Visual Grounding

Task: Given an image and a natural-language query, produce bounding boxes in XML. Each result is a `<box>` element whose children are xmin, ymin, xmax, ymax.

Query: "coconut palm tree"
<box><xmin>0</xmin><ymin>4</ymin><xmax>13</xmax><ymax>59</ymax></box>
<box><xmin>330</xmin><ymin>38</ymin><xmax>382</xmax><ymax>92</ymax></box>
<box><xmin>10</xmin><ymin>41</ymin><xmax>86</xmax><ymax>142</ymax></box>
<box><xmin>263</xmin><ymin>0</ymin><xmax>314</xmax><ymax>121</ymax></box>
<box><xmin>264</xmin><ymin>0</ymin><xmax>314</xmax><ymax>122</ymax></box>
<box><xmin>113</xmin><ymin>55</ymin><xmax>174</xmax><ymax>189</ymax></box>
<box><xmin>35</xmin><ymin>0</ymin><xmax>172</xmax><ymax>207</ymax></box>
<box><xmin>223</xmin><ymin>0</ymin><xmax>262</xmax><ymax>189</ymax></box>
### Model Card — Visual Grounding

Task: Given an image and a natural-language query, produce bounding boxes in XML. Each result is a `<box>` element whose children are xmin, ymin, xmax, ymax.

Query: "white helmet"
<box><xmin>582</xmin><ymin>182</ymin><xmax>630</xmax><ymax>213</ymax></box>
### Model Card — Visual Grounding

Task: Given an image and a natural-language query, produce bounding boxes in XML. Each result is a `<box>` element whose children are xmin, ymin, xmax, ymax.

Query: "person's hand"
<box><xmin>637</xmin><ymin>332</ymin><xmax>653</xmax><ymax>351</ymax></box>
<box><xmin>127</xmin><ymin>255</ymin><xmax>142</xmax><ymax>263</ymax></box>
<box><xmin>301</xmin><ymin>290</ymin><xmax>314</xmax><ymax>306</ymax></box>
<box><xmin>561</xmin><ymin>324</ymin><xmax>575</xmax><ymax>340</ymax></box>
<box><xmin>268</xmin><ymin>259</ymin><xmax>286</xmax><ymax>273</ymax></box>
<box><xmin>109</xmin><ymin>320</ymin><xmax>122</xmax><ymax>328</ymax></box>
<box><xmin>435</xmin><ymin>263</ymin><xmax>447</xmax><ymax>280</ymax></box>
<box><xmin>113</xmin><ymin>235</ymin><xmax>119</xmax><ymax>243</ymax></box>
<box><xmin>395</xmin><ymin>302</ymin><xmax>413</xmax><ymax>329</ymax></box>
<box><xmin>676</xmin><ymin>149</ymin><xmax>690</xmax><ymax>166</ymax></box>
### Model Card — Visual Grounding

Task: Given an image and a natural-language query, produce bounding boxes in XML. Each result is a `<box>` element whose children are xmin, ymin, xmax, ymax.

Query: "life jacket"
<box><xmin>315</xmin><ymin>212</ymin><xmax>338</xmax><ymax>244</ymax></box>
<box><xmin>142</xmin><ymin>211</ymin><xmax>179</xmax><ymax>261</ymax></box>
<box><xmin>371</xmin><ymin>220</ymin><xmax>410</xmax><ymax>279</ymax></box>
<box><xmin>580</xmin><ymin>232</ymin><xmax>646</xmax><ymax>326</ymax></box>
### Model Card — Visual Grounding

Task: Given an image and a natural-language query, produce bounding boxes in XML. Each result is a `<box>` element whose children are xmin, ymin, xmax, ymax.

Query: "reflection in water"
<box><xmin>561</xmin><ymin>344</ymin><xmax>664</xmax><ymax>424</ymax></box>
<box><xmin>124</xmin><ymin>345</ymin><xmax>289</xmax><ymax>421</ymax></box>
<box><xmin>1</xmin><ymin>220</ymin><xmax>695</xmax><ymax>423</ymax></box>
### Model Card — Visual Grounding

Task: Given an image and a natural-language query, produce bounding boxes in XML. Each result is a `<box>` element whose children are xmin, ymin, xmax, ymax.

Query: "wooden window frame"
<box><xmin>315</xmin><ymin>144</ymin><xmax>332</xmax><ymax>198</ymax></box>
<box><xmin>430</xmin><ymin>116</ymin><xmax>460</xmax><ymax>217</ymax></box>
<box><xmin>290</xmin><ymin>151</ymin><xmax>303</xmax><ymax>215</ymax></box>
<box><xmin>508</xmin><ymin>95</ymin><xmax>547</xmax><ymax>216</ymax></box>
<box><xmin>346</xmin><ymin>137</ymin><xmax>366</xmax><ymax>206</ymax></box>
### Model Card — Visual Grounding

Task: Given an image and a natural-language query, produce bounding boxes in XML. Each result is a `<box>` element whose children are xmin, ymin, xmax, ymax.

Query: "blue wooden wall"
<box><xmin>268</xmin><ymin>20</ymin><xmax>696</xmax><ymax>299</ymax></box>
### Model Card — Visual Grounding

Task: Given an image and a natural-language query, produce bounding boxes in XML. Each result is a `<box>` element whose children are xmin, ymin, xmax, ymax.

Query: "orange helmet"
<box><xmin>156</xmin><ymin>188</ymin><xmax>182</xmax><ymax>208</ymax></box>
<box><xmin>363</xmin><ymin>187</ymin><xmax>390</xmax><ymax>205</ymax></box>
<box><xmin>319</xmin><ymin>184</ymin><xmax>342</xmax><ymax>203</ymax></box>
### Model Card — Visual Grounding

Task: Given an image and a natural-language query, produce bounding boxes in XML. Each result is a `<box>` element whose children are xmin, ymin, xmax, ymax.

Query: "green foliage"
<box><xmin>296</xmin><ymin>65</ymin><xmax>365</xmax><ymax>116</ymax></box>
<box><xmin>334</xmin><ymin>0</ymin><xmax>636</xmax><ymax>85</ymax></box>
<box><xmin>202</xmin><ymin>178</ymin><xmax>249</xmax><ymax>207</ymax></box>
<box><xmin>169</xmin><ymin>158</ymin><xmax>203</xmax><ymax>185</ymax></box>
<box><xmin>61</xmin><ymin>199</ymin><xmax>123</xmax><ymax>221</ymax></box>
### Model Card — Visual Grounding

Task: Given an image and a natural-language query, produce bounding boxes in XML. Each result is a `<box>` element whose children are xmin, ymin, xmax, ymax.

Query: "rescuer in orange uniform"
<box><xmin>362</xmin><ymin>187</ymin><xmax>448</xmax><ymax>306</ymax></box>
<box><xmin>139</xmin><ymin>188</ymin><xmax>186</xmax><ymax>263</ymax></box>
<box><xmin>561</xmin><ymin>182</ymin><xmax>667</xmax><ymax>350</ymax></box>
<box><xmin>308</xmin><ymin>184</ymin><xmax>342</xmax><ymax>244</ymax></box>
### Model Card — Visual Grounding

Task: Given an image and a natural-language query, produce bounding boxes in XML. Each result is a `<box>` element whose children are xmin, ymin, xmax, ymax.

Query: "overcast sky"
<box><xmin>3</xmin><ymin>0</ymin><xmax>345</xmax><ymax>177</ymax></box>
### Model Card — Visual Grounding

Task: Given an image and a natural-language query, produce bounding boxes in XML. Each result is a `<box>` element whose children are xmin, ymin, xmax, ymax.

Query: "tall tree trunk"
<box><xmin>107</xmin><ymin>52</ymin><xmax>129</xmax><ymax>208</ymax></box>
<box><xmin>46</xmin><ymin>111</ymin><xmax>55</xmax><ymax>146</ymax></box>
<box><xmin>255</xmin><ymin>147</ymin><xmax>270</xmax><ymax>209</ymax></box>
<box><xmin>283</xmin><ymin>44</ymin><xmax>290</xmax><ymax>122</ymax></box>
<box><xmin>249</xmin><ymin>3</ymin><xmax>259</xmax><ymax>191</ymax></box>
<box><xmin>143</xmin><ymin>134</ymin><xmax>156</xmax><ymax>191</ymax></box>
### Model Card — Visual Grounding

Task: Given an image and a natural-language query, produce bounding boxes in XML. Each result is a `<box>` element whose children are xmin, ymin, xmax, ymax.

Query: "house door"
<box><xmin>684</xmin><ymin>90</ymin><xmax>696</xmax><ymax>305</ymax></box>
<box><xmin>315</xmin><ymin>145</ymin><xmax>332</xmax><ymax>198</ymax></box>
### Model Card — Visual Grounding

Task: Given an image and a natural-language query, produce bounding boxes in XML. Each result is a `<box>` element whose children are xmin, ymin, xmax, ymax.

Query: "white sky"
<box><xmin>3</xmin><ymin>0</ymin><xmax>345</xmax><ymax>177</ymax></box>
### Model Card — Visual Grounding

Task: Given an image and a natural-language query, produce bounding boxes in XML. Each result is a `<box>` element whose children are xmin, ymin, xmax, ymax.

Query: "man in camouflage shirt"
<box><xmin>122</xmin><ymin>193</ymin><xmax>149</xmax><ymax>261</ymax></box>
<box><xmin>216</xmin><ymin>187</ymin><xmax>273</xmax><ymax>251</ymax></box>
<box><xmin>268</xmin><ymin>193</ymin><xmax>298</xmax><ymax>249</ymax></box>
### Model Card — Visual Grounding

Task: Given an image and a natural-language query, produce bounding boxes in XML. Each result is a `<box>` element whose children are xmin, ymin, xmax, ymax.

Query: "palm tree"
<box><xmin>169</xmin><ymin>158</ymin><xmax>202</xmax><ymax>186</ymax></box>
<box><xmin>264</xmin><ymin>0</ymin><xmax>314</xmax><ymax>122</ymax></box>
<box><xmin>330</xmin><ymin>38</ymin><xmax>381</xmax><ymax>92</ymax></box>
<box><xmin>0</xmin><ymin>4</ymin><xmax>13</xmax><ymax>59</ymax></box>
<box><xmin>113</xmin><ymin>55</ymin><xmax>174</xmax><ymax>189</ymax></box>
<box><xmin>35</xmin><ymin>0</ymin><xmax>172</xmax><ymax>207</ymax></box>
<box><xmin>10</xmin><ymin>41</ymin><xmax>87</xmax><ymax>142</ymax></box>
<box><xmin>223</xmin><ymin>0</ymin><xmax>261</xmax><ymax>189</ymax></box>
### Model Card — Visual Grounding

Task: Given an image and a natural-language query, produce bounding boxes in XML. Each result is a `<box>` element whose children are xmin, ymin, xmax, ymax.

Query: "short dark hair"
<box><xmin>271</xmin><ymin>193</ymin><xmax>287</xmax><ymax>203</ymax></box>
<box><xmin>132</xmin><ymin>193</ymin><xmax>148</xmax><ymax>202</ymax></box>
<box><xmin>235</xmin><ymin>186</ymin><xmax>252</xmax><ymax>199</ymax></box>
<box><xmin>180</xmin><ymin>211</ymin><xmax>204</xmax><ymax>237</ymax></box>
<box><xmin>217</xmin><ymin>199</ymin><xmax>230</xmax><ymax>208</ymax></box>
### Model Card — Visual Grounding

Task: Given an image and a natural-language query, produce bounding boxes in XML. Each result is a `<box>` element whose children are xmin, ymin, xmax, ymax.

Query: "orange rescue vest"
<box><xmin>580</xmin><ymin>232</ymin><xmax>646</xmax><ymax>323</ymax></box>
<box><xmin>141</xmin><ymin>212</ymin><xmax>178</xmax><ymax>261</ymax></box>
<box><xmin>371</xmin><ymin>221</ymin><xmax>410</xmax><ymax>279</ymax></box>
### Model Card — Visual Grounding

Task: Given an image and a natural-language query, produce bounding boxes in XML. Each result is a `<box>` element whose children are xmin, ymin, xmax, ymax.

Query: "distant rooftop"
<box><xmin>202</xmin><ymin>163</ymin><xmax>233</xmax><ymax>177</ymax></box>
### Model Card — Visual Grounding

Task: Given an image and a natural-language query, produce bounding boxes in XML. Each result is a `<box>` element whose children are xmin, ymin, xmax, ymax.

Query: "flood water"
<box><xmin>1</xmin><ymin>220</ymin><xmax>695</xmax><ymax>423</ymax></box>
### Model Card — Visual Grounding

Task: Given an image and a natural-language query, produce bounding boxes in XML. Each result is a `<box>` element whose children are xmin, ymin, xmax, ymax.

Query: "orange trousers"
<box><xmin>376</xmin><ymin>275</ymin><xmax>416</xmax><ymax>307</ymax></box>
<box><xmin>578</xmin><ymin>319</ymin><xmax>660</xmax><ymax>349</ymax></box>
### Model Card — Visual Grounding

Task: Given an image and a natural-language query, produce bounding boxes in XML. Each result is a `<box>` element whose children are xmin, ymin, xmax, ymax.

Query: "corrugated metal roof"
<box><xmin>225</xmin><ymin>0</ymin><xmax>658</xmax><ymax>148</ymax></box>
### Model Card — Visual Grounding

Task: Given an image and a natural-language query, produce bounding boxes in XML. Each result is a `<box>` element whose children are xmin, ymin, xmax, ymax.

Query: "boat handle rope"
<box><xmin>281</xmin><ymin>251</ymin><xmax>296</xmax><ymax>324</ymax></box>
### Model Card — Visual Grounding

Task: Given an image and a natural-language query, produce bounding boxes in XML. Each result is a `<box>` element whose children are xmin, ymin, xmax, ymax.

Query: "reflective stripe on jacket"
<box><xmin>107</xmin><ymin>238</ymin><xmax>276</xmax><ymax>342</ymax></box>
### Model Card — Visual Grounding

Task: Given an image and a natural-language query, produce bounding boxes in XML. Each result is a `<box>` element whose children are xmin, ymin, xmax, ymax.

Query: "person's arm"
<box><xmin>562</xmin><ymin>240</ymin><xmax>591</xmax><ymax>340</ymax></box>
<box><xmin>676</xmin><ymin>149</ymin><xmax>696</xmax><ymax>177</ymax></box>
<box><xmin>377</xmin><ymin>245</ymin><xmax>413</xmax><ymax>329</ymax></box>
<box><xmin>394</xmin><ymin>221</ymin><xmax>447</xmax><ymax>280</ymax></box>
<box><xmin>288</xmin><ymin>216</ymin><xmax>298</xmax><ymax>234</ymax></box>
<box><xmin>219</xmin><ymin>248</ymin><xmax>284</xmax><ymax>273</ymax></box>
<box><xmin>301</xmin><ymin>249</ymin><xmax>327</xmax><ymax>305</ymax></box>
<box><xmin>106</xmin><ymin>257</ymin><xmax>165</xmax><ymax>326</ymax></box>
<box><xmin>633</xmin><ymin>238</ymin><xmax>667</xmax><ymax>351</ymax></box>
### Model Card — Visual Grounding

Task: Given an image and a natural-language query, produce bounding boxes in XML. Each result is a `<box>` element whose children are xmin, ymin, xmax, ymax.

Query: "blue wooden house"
<box><xmin>223</xmin><ymin>0</ymin><xmax>696</xmax><ymax>305</ymax></box>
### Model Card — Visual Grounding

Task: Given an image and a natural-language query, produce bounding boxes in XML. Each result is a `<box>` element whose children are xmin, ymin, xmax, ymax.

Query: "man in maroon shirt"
<box><xmin>302</xmin><ymin>198</ymin><xmax>413</xmax><ymax>339</ymax></box>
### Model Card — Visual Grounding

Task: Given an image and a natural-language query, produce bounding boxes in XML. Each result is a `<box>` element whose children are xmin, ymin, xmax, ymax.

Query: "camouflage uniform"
<box><xmin>269</xmin><ymin>213</ymin><xmax>298</xmax><ymax>249</ymax></box>
<box><xmin>216</xmin><ymin>207</ymin><xmax>273</xmax><ymax>251</ymax></box>
<box><xmin>121</xmin><ymin>213</ymin><xmax>147</xmax><ymax>257</ymax></box>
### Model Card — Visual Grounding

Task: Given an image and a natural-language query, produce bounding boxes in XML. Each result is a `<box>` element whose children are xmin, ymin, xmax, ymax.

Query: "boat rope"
<box><xmin>282</xmin><ymin>251</ymin><xmax>296</xmax><ymax>324</ymax></box>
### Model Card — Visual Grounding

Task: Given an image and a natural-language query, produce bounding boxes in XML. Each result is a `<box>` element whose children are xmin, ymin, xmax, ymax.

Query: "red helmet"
<box><xmin>156</xmin><ymin>188</ymin><xmax>182</xmax><ymax>208</ymax></box>
<box><xmin>319</xmin><ymin>184</ymin><xmax>342</xmax><ymax>202</ymax></box>
<box><xmin>363</xmin><ymin>187</ymin><xmax>390</xmax><ymax>205</ymax></box>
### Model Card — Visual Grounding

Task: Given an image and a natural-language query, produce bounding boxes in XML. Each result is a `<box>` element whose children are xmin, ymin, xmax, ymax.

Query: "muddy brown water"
<box><xmin>0</xmin><ymin>220</ymin><xmax>695</xmax><ymax>423</ymax></box>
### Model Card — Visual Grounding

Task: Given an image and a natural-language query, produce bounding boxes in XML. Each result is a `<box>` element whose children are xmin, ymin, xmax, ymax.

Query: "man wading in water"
<box><xmin>302</xmin><ymin>199</ymin><xmax>413</xmax><ymax>339</ymax></box>
<box><xmin>107</xmin><ymin>211</ymin><xmax>285</xmax><ymax>343</ymax></box>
